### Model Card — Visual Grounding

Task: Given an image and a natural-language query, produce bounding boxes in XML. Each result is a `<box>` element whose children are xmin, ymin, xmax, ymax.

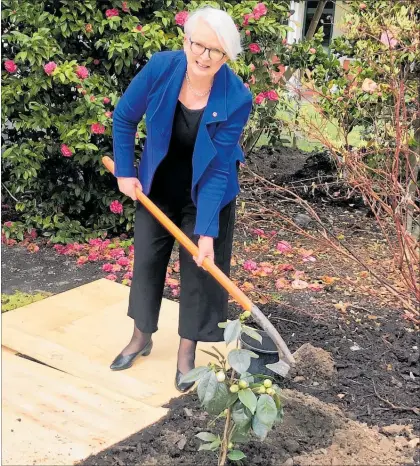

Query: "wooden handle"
<box><xmin>103</xmin><ymin>156</ymin><xmax>253</xmax><ymax>312</ymax></box>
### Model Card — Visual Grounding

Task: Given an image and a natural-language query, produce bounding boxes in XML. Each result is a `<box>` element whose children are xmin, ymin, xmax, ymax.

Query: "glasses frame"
<box><xmin>188</xmin><ymin>38</ymin><xmax>226</xmax><ymax>62</ymax></box>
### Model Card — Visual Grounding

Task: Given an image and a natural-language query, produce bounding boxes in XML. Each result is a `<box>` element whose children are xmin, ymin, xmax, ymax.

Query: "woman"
<box><xmin>110</xmin><ymin>6</ymin><xmax>253</xmax><ymax>392</ymax></box>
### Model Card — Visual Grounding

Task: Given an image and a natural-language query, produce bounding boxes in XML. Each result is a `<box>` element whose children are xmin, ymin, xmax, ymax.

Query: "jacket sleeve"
<box><xmin>112</xmin><ymin>54</ymin><xmax>156</xmax><ymax>177</ymax></box>
<box><xmin>194</xmin><ymin>95</ymin><xmax>253</xmax><ymax>238</ymax></box>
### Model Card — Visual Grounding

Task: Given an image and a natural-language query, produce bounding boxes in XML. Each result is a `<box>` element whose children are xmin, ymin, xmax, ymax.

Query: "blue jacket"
<box><xmin>112</xmin><ymin>50</ymin><xmax>253</xmax><ymax>238</ymax></box>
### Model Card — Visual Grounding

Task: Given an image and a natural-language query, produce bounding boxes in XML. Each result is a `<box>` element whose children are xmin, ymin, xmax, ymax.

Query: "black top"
<box><xmin>150</xmin><ymin>100</ymin><xmax>205</xmax><ymax>204</ymax></box>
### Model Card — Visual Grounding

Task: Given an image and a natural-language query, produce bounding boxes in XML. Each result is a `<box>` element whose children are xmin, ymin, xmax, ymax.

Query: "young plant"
<box><xmin>180</xmin><ymin>312</ymin><xmax>284</xmax><ymax>466</ymax></box>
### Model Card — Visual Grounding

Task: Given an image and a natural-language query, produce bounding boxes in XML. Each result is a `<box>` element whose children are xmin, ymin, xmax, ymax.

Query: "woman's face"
<box><xmin>183</xmin><ymin>18</ymin><xmax>228</xmax><ymax>79</ymax></box>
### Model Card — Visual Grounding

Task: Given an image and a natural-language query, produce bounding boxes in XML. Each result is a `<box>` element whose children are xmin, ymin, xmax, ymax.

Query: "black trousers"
<box><xmin>127</xmin><ymin>193</ymin><xmax>236</xmax><ymax>342</ymax></box>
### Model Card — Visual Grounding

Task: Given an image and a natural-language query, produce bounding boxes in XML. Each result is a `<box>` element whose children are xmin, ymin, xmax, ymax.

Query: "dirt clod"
<box><xmin>290</xmin><ymin>343</ymin><xmax>336</xmax><ymax>383</ymax></box>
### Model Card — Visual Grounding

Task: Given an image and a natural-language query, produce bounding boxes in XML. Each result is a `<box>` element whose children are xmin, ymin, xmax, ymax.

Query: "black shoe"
<box><xmin>110</xmin><ymin>339</ymin><xmax>153</xmax><ymax>371</ymax></box>
<box><xmin>175</xmin><ymin>368</ymin><xmax>195</xmax><ymax>393</ymax></box>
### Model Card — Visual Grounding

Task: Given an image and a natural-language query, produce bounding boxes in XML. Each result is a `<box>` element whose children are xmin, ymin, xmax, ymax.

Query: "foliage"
<box><xmin>288</xmin><ymin>0</ymin><xmax>420</xmax><ymax>309</ymax></box>
<box><xmin>2</xmin><ymin>0</ymin><xmax>325</xmax><ymax>242</ymax></box>
<box><xmin>181</xmin><ymin>313</ymin><xmax>284</xmax><ymax>465</ymax></box>
<box><xmin>1</xmin><ymin>290</ymin><xmax>52</xmax><ymax>312</ymax></box>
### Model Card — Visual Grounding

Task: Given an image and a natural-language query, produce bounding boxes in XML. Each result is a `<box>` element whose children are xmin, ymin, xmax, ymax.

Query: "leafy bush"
<box><xmin>2</xmin><ymin>0</ymin><xmax>325</xmax><ymax>242</ymax></box>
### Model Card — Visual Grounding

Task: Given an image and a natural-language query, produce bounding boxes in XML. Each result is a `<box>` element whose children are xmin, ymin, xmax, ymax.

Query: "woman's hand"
<box><xmin>117</xmin><ymin>177</ymin><xmax>142</xmax><ymax>201</ymax></box>
<box><xmin>194</xmin><ymin>236</ymin><xmax>214</xmax><ymax>269</ymax></box>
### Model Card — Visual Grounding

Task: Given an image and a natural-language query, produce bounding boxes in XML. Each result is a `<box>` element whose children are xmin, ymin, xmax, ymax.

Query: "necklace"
<box><xmin>185</xmin><ymin>71</ymin><xmax>212</xmax><ymax>97</ymax></box>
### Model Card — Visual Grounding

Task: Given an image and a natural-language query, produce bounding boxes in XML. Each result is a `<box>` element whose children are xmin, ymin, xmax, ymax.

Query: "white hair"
<box><xmin>184</xmin><ymin>6</ymin><xmax>242</xmax><ymax>61</ymax></box>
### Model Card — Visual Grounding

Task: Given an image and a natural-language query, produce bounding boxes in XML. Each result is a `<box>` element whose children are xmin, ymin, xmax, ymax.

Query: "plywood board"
<box><xmin>2</xmin><ymin>350</ymin><xmax>167</xmax><ymax>465</ymax></box>
<box><xmin>2</xmin><ymin>279</ymin><xmax>230</xmax><ymax>407</ymax></box>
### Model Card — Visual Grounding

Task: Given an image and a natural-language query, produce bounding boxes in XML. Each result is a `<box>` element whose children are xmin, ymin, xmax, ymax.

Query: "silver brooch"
<box><xmin>212</xmin><ymin>112</ymin><xmax>218</xmax><ymax>117</ymax></box>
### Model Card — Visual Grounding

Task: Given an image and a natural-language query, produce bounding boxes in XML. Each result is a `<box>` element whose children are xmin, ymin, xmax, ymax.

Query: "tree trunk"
<box><xmin>282</xmin><ymin>0</ymin><xmax>328</xmax><ymax>84</ymax></box>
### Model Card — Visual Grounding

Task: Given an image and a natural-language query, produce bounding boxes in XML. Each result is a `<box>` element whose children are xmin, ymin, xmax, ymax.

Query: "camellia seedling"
<box><xmin>180</xmin><ymin>313</ymin><xmax>284</xmax><ymax>466</ymax></box>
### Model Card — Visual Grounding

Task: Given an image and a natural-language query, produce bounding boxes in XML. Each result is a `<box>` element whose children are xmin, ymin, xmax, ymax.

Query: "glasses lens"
<box><xmin>191</xmin><ymin>42</ymin><xmax>205</xmax><ymax>55</ymax></box>
<box><xmin>209</xmin><ymin>49</ymin><xmax>224</xmax><ymax>61</ymax></box>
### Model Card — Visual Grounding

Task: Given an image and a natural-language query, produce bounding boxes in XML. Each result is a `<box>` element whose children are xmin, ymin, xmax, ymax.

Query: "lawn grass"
<box><xmin>257</xmin><ymin>101</ymin><xmax>364</xmax><ymax>153</ymax></box>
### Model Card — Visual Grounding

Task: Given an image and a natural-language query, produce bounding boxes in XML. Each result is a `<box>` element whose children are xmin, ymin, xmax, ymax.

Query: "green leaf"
<box><xmin>218</xmin><ymin>321</ymin><xmax>228</xmax><ymax>328</ymax></box>
<box><xmin>205</xmin><ymin>380</ymin><xmax>229</xmax><ymax>415</ymax></box>
<box><xmin>238</xmin><ymin>388</ymin><xmax>257</xmax><ymax>415</ymax></box>
<box><xmin>196</xmin><ymin>432</ymin><xmax>217</xmax><ymax>442</ymax></box>
<box><xmin>179</xmin><ymin>366</ymin><xmax>210</xmax><ymax>384</ymax></box>
<box><xmin>242</xmin><ymin>326</ymin><xmax>262</xmax><ymax>344</ymax></box>
<box><xmin>227</xmin><ymin>450</ymin><xmax>246</xmax><ymax>461</ymax></box>
<box><xmin>256</xmin><ymin>394</ymin><xmax>277</xmax><ymax>425</ymax></box>
<box><xmin>228</xmin><ymin>349</ymin><xmax>257</xmax><ymax>374</ymax></box>
<box><xmin>232</xmin><ymin>400</ymin><xmax>252</xmax><ymax>429</ymax></box>
<box><xmin>224</xmin><ymin>319</ymin><xmax>241</xmax><ymax>345</ymax></box>
<box><xmin>197</xmin><ymin>370</ymin><xmax>217</xmax><ymax>404</ymax></box>
<box><xmin>198</xmin><ymin>439</ymin><xmax>220</xmax><ymax>451</ymax></box>
<box><xmin>252</xmin><ymin>415</ymin><xmax>270</xmax><ymax>440</ymax></box>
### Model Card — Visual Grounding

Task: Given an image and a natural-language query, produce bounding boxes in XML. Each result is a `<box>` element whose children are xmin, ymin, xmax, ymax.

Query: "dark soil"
<box><xmin>80</xmin><ymin>390</ymin><xmax>346</xmax><ymax>466</ymax></box>
<box><xmin>1</xmin><ymin>244</ymin><xmax>104</xmax><ymax>295</ymax></box>
<box><xmin>3</xmin><ymin>145</ymin><xmax>419</xmax><ymax>465</ymax></box>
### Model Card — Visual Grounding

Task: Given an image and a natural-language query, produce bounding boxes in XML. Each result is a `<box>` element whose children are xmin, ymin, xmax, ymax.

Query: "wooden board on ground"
<box><xmin>2</xmin><ymin>350</ymin><xmax>167</xmax><ymax>466</ymax></box>
<box><xmin>2</xmin><ymin>279</ymin><xmax>230</xmax><ymax>406</ymax></box>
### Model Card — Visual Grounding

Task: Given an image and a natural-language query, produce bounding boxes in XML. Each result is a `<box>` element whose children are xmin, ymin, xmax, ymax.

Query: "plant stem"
<box><xmin>218</xmin><ymin>407</ymin><xmax>232</xmax><ymax>466</ymax></box>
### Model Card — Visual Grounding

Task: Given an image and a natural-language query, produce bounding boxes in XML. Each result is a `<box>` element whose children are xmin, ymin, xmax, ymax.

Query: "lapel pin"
<box><xmin>212</xmin><ymin>112</ymin><xmax>218</xmax><ymax>117</ymax></box>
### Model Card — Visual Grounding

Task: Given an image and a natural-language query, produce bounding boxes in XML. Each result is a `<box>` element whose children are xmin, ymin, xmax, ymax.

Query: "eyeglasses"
<box><xmin>189</xmin><ymin>38</ymin><xmax>226</xmax><ymax>62</ymax></box>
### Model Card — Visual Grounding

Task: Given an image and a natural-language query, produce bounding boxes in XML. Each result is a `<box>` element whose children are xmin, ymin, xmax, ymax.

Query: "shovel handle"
<box><xmin>102</xmin><ymin>156</ymin><xmax>253</xmax><ymax>312</ymax></box>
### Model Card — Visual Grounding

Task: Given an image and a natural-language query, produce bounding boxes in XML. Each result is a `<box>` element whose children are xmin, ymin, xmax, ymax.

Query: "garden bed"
<box><xmin>2</xmin><ymin>145</ymin><xmax>419</xmax><ymax>465</ymax></box>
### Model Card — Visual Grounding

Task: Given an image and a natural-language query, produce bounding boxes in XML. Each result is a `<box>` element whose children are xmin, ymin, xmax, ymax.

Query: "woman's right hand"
<box><xmin>117</xmin><ymin>177</ymin><xmax>142</xmax><ymax>201</ymax></box>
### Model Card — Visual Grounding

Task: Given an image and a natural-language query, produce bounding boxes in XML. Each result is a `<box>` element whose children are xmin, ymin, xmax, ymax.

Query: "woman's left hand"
<box><xmin>194</xmin><ymin>236</ymin><xmax>214</xmax><ymax>269</ymax></box>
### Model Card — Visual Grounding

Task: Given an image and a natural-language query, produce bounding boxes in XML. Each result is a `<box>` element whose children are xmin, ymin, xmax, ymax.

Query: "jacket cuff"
<box><xmin>114</xmin><ymin>165</ymin><xmax>137</xmax><ymax>178</ymax></box>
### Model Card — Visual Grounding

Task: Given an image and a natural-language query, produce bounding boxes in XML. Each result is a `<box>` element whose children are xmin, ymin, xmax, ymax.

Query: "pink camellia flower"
<box><xmin>93</xmin><ymin>59</ymin><xmax>100</xmax><ymax>65</ymax></box>
<box><xmin>175</xmin><ymin>11</ymin><xmax>189</xmax><ymax>26</ymax></box>
<box><xmin>117</xmin><ymin>256</ymin><xmax>130</xmax><ymax>267</ymax></box>
<box><xmin>249</xmin><ymin>63</ymin><xmax>256</xmax><ymax>72</ymax></box>
<box><xmin>276</xmin><ymin>240</ymin><xmax>292</xmax><ymax>253</ymax></box>
<box><xmin>88</xmin><ymin>252</ymin><xmax>100</xmax><ymax>261</ymax></box>
<box><xmin>380</xmin><ymin>30</ymin><xmax>398</xmax><ymax>49</ymax></box>
<box><xmin>102</xmin><ymin>263</ymin><xmax>113</xmax><ymax>273</ymax></box>
<box><xmin>136</xmin><ymin>24</ymin><xmax>143</xmax><ymax>32</ymax></box>
<box><xmin>4</xmin><ymin>59</ymin><xmax>18</xmax><ymax>73</ymax></box>
<box><xmin>251</xmin><ymin>228</ymin><xmax>266</xmax><ymax>237</ymax></box>
<box><xmin>77</xmin><ymin>256</ymin><xmax>89</xmax><ymax>265</ymax></box>
<box><xmin>243</xmin><ymin>259</ymin><xmax>258</xmax><ymax>271</ymax></box>
<box><xmin>245</xmin><ymin>30</ymin><xmax>251</xmax><ymax>36</ymax></box>
<box><xmin>172</xmin><ymin>288</ymin><xmax>180</xmax><ymax>297</ymax></box>
<box><xmin>76</xmin><ymin>65</ymin><xmax>89</xmax><ymax>79</ymax></box>
<box><xmin>266</xmin><ymin>90</ymin><xmax>279</xmax><ymax>101</ymax></box>
<box><xmin>112</xmin><ymin>264</ymin><xmax>122</xmax><ymax>272</ymax></box>
<box><xmin>44</xmin><ymin>61</ymin><xmax>57</xmax><ymax>75</ymax></box>
<box><xmin>105</xmin><ymin>8</ymin><xmax>119</xmax><ymax>18</ymax></box>
<box><xmin>248</xmin><ymin>75</ymin><xmax>256</xmax><ymax>85</ymax></box>
<box><xmin>253</xmin><ymin>3</ymin><xmax>268</xmax><ymax>19</ymax></box>
<box><xmin>309</xmin><ymin>47</ymin><xmax>316</xmax><ymax>54</ymax></box>
<box><xmin>89</xmin><ymin>238</ymin><xmax>102</xmax><ymax>246</ymax></box>
<box><xmin>110</xmin><ymin>248</ymin><xmax>125</xmax><ymax>258</ymax></box>
<box><xmin>106</xmin><ymin>274</ymin><xmax>118</xmax><ymax>281</ymax></box>
<box><xmin>110</xmin><ymin>200</ymin><xmax>123</xmax><ymax>214</ymax></box>
<box><xmin>60</xmin><ymin>144</ymin><xmax>73</xmax><ymax>157</ymax></box>
<box><xmin>103</xmin><ymin>97</ymin><xmax>111</xmax><ymax>104</ymax></box>
<box><xmin>90</xmin><ymin>95</ymin><xmax>96</xmax><ymax>102</ymax></box>
<box><xmin>91</xmin><ymin>123</ymin><xmax>105</xmax><ymax>134</ymax></box>
<box><xmin>255</xmin><ymin>93</ymin><xmax>265</xmax><ymax>104</ymax></box>
<box><xmin>105</xmin><ymin>111</ymin><xmax>113</xmax><ymax>118</ymax></box>
<box><xmin>249</xmin><ymin>43</ymin><xmax>261</xmax><ymax>54</ymax></box>
<box><xmin>122</xmin><ymin>1</ymin><xmax>130</xmax><ymax>12</ymax></box>
<box><xmin>243</xmin><ymin>13</ymin><xmax>254</xmax><ymax>26</ymax></box>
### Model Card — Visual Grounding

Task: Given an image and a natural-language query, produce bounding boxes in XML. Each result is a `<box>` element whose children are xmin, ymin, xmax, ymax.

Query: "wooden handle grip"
<box><xmin>103</xmin><ymin>156</ymin><xmax>253</xmax><ymax>312</ymax></box>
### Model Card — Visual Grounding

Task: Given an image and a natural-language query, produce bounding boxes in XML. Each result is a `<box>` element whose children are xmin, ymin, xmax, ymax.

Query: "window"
<box><xmin>302</xmin><ymin>1</ymin><xmax>336</xmax><ymax>47</ymax></box>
